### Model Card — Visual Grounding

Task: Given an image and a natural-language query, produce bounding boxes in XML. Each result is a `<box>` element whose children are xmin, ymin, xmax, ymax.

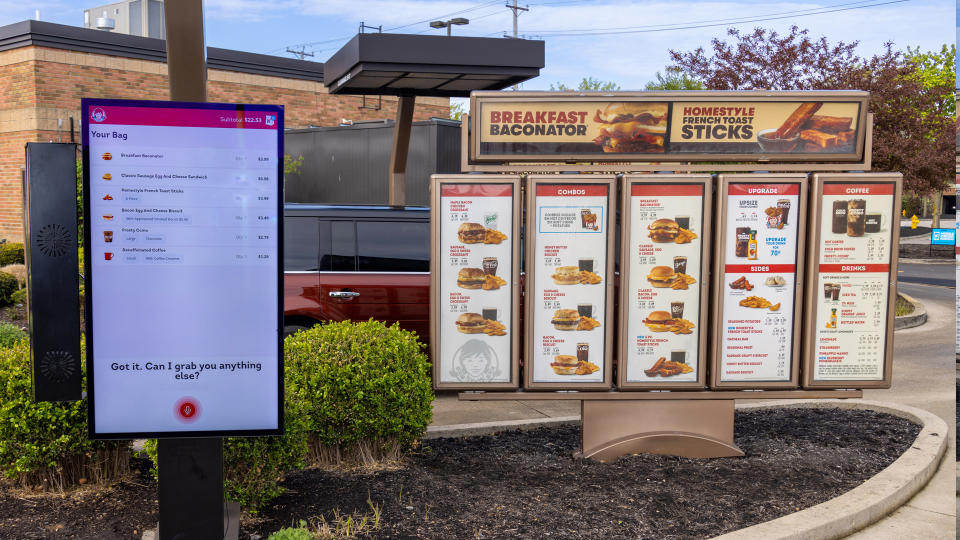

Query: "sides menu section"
<box><xmin>808</xmin><ymin>178</ymin><xmax>898</xmax><ymax>384</ymax></box>
<box><xmin>622</xmin><ymin>180</ymin><xmax>707</xmax><ymax>386</ymax></box>
<box><xmin>436</xmin><ymin>182</ymin><xmax>515</xmax><ymax>387</ymax></box>
<box><xmin>527</xmin><ymin>179</ymin><xmax>613</xmax><ymax>388</ymax></box>
<box><xmin>717</xmin><ymin>178</ymin><xmax>803</xmax><ymax>385</ymax></box>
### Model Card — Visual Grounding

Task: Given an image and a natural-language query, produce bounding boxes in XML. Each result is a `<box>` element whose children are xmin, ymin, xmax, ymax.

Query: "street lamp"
<box><xmin>429</xmin><ymin>17</ymin><xmax>469</xmax><ymax>36</ymax></box>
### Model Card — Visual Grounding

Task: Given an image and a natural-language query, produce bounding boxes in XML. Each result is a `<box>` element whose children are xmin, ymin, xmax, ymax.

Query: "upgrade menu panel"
<box><xmin>82</xmin><ymin>99</ymin><xmax>283</xmax><ymax>438</ymax></box>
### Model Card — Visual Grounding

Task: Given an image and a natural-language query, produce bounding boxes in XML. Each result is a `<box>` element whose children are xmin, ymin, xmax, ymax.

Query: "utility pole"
<box><xmin>506</xmin><ymin>1</ymin><xmax>528</xmax><ymax>89</ymax></box>
<box><xmin>285</xmin><ymin>46</ymin><xmax>314</xmax><ymax>61</ymax></box>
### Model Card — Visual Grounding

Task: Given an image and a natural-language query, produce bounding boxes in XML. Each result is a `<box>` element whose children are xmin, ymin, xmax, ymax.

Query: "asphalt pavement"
<box><xmin>897</xmin><ymin>261</ymin><xmax>955</xmax><ymax>288</ymax></box>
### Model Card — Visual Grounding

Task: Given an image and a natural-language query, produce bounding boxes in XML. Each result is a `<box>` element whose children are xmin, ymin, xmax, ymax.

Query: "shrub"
<box><xmin>0</xmin><ymin>323</ymin><xmax>25</xmax><ymax>348</ymax></box>
<box><xmin>0</xmin><ymin>272</ymin><xmax>17</xmax><ymax>305</ymax></box>
<box><xmin>0</xmin><ymin>339</ymin><xmax>130</xmax><ymax>490</ymax></box>
<box><xmin>0</xmin><ymin>243</ymin><xmax>24</xmax><ymax>266</ymax></box>
<box><xmin>141</xmin><ymin>395</ymin><xmax>309</xmax><ymax>512</ymax></box>
<box><xmin>10</xmin><ymin>288</ymin><xmax>26</xmax><ymax>306</ymax></box>
<box><xmin>0</xmin><ymin>264</ymin><xmax>26</xmax><ymax>287</ymax></box>
<box><xmin>285</xmin><ymin>319</ymin><xmax>433</xmax><ymax>467</ymax></box>
<box><xmin>268</xmin><ymin>522</ymin><xmax>313</xmax><ymax>540</ymax></box>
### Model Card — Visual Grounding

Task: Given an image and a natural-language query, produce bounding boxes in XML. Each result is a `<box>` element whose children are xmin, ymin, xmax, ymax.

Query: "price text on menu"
<box><xmin>625</xmin><ymin>183</ymin><xmax>704</xmax><ymax>383</ymax></box>
<box><xmin>438</xmin><ymin>183</ymin><xmax>514</xmax><ymax>385</ymax></box>
<box><xmin>531</xmin><ymin>183</ymin><xmax>608</xmax><ymax>384</ymax></box>
<box><xmin>813</xmin><ymin>183</ymin><xmax>895</xmax><ymax>381</ymax></box>
<box><xmin>719</xmin><ymin>182</ymin><xmax>800</xmax><ymax>382</ymax></box>
<box><xmin>83</xmin><ymin>99</ymin><xmax>282</xmax><ymax>437</ymax></box>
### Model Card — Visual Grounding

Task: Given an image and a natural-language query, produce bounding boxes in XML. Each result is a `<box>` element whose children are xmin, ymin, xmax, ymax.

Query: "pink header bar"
<box><xmin>88</xmin><ymin>106</ymin><xmax>279</xmax><ymax>130</ymax></box>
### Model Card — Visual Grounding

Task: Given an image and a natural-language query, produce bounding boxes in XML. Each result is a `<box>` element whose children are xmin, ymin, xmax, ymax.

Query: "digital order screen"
<box><xmin>82</xmin><ymin>98</ymin><xmax>283</xmax><ymax>438</ymax></box>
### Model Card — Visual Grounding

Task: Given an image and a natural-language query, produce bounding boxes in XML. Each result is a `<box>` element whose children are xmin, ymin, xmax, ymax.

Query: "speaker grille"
<box><xmin>39</xmin><ymin>349</ymin><xmax>76</xmax><ymax>383</ymax></box>
<box><xmin>36</xmin><ymin>224</ymin><xmax>71</xmax><ymax>258</ymax></box>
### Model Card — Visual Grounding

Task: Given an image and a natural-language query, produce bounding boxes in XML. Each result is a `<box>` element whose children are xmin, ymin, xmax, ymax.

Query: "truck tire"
<box><xmin>283</xmin><ymin>325</ymin><xmax>309</xmax><ymax>339</ymax></box>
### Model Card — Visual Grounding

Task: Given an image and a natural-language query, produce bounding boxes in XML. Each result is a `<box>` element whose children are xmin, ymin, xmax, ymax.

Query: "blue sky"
<box><xmin>1</xmin><ymin>0</ymin><xmax>953</xmax><ymax>97</ymax></box>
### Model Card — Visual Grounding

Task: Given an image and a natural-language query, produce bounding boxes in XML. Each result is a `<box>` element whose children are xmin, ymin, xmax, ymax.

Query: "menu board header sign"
<box><xmin>82</xmin><ymin>98</ymin><xmax>283</xmax><ymax>439</ymax></box>
<box><xmin>471</xmin><ymin>91</ymin><xmax>868</xmax><ymax>164</ymax></box>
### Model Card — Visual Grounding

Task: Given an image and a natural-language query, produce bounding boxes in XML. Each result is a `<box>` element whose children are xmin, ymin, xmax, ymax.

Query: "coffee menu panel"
<box><xmin>715</xmin><ymin>176</ymin><xmax>805</xmax><ymax>386</ymax></box>
<box><xmin>526</xmin><ymin>177</ymin><xmax>614</xmax><ymax>389</ymax></box>
<box><xmin>432</xmin><ymin>177</ymin><xmax>520</xmax><ymax>389</ymax></box>
<box><xmin>620</xmin><ymin>178</ymin><xmax>710</xmax><ymax>388</ymax></box>
<box><xmin>804</xmin><ymin>174</ymin><xmax>900</xmax><ymax>387</ymax></box>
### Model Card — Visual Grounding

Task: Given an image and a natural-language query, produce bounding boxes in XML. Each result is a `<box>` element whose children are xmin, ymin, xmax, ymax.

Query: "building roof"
<box><xmin>0</xmin><ymin>19</ymin><xmax>324</xmax><ymax>81</ymax></box>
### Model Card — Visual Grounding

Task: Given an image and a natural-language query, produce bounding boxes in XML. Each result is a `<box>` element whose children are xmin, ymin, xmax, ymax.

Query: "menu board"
<box><xmin>431</xmin><ymin>177</ymin><xmax>520</xmax><ymax>389</ymax></box>
<box><xmin>620</xmin><ymin>177</ymin><xmax>710</xmax><ymax>388</ymax></box>
<box><xmin>805</xmin><ymin>175</ymin><xmax>900</xmax><ymax>387</ymax></box>
<box><xmin>82</xmin><ymin>98</ymin><xmax>283</xmax><ymax>438</ymax></box>
<box><xmin>715</xmin><ymin>176</ymin><xmax>805</xmax><ymax>386</ymax></box>
<box><xmin>526</xmin><ymin>177</ymin><xmax>614</xmax><ymax>389</ymax></box>
<box><xmin>471</xmin><ymin>92</ymin><xmax>868</xmax><ymax>164</ymax></box>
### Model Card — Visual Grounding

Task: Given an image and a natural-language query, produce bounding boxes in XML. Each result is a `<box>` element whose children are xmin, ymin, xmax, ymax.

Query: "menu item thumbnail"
<box><xmin>553</xmin><ymin>265</ymin><xmax>581</xmax><ymax>285</ymax></box>
<box><xmin>738</xmin><ymin>296</ymin><xmax>780</xmax><ymax>311</ymax></box>
<box><xmin>729</xmin><ymin>276</ymin><xmax>754</xmax><ymax>290</ymax></box>
<box><xmin>102</xmin><ymin>173</ymin><xmax>112</xmax><ymax>180</ymax></box>
<box><xmin>455</xmin><ymin>313</ymin><xmax>507</xmax><ymax>336</ymax></box>
<box><xmin>457</xmin><ymin>267</ymin><xmax>487</xmax><ymax>289</ymax></box>
<box><xmin>549</xmin><ymin>308</ymin><xmax>601</xmax><ymax>331</ymax></box>
<box><xmin>642</xmin><ymin>310</ymin><xmax>695</xmax><ymax>335</ymax></box>
<box><xmin>101</xmin><ymin>152</ymin><xmax>112</xmax><ymax>160</ymax></box>
<box><xmin>484</xmin><ymin>229</ymin><xmax>508</xmax><ymax>244</ymax></box>
<box><xmin>765</xmin><ymin>275</ymin><xmax>786</xmax><ymax>287</ymax></box>
<box><xmin>647</xmin><ymin>265</ymin><xmax>676</xmax><ymax>288</ymax></box>
<box><xmin>457</xmin><ymin>222</ymin><xmax>508</xmax><ymax>244</ymax></box>
<box><xmin>481</xmin><ymin>275</ymin><xmax>507</xmax><ymax>291</ymax></box>
<box><xmin>550</xmin><ymin>353</ymin><xmax>600</xmax><ymax>376</ymax></box>
<box><xmin>592</xmin><ymin>102</ymin><xmax>668</xmax><ymax>153</ymax></box>
<box><xmin>644</xmin><ymin>357</ymin><xmax>694</xmax><ymax>377</ymax></box>
<box><xmin>647</xmin><ymin>218</ymin><xmax>698</xmax><ymax>244</ymax></box>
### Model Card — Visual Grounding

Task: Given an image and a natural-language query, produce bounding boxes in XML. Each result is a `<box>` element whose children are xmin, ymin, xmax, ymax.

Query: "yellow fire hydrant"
<box><xmin>910</xmin><ymin>214</ymin><xmax>919</xmax><ymax>229</ymax></box>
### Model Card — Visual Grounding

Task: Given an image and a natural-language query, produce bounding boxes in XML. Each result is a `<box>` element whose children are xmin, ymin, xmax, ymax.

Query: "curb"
<box><xmin>711</xmin><ymin>399</ymin><xmax>947</xmax><ymax>540</ymax></box>
<box><xmin>425</xmin><ymin>415</ymin><xmax>580</xmax><ymax>439</ymax></box>
<box><xmin>894</xmin><ymin>292</ymin><xmax>926</xmax><ymax>330</ymax></box>
<box><xmin>897</xmin><ymin>258</ymin><xmax>956</xmax><ymax>264</ymax></box>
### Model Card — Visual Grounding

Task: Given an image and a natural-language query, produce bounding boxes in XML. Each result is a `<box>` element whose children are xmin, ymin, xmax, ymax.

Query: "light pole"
<box><xmin>429</xmin><ymin>17</ymin><xmax>469</xmax><ymax>36</ymax></box>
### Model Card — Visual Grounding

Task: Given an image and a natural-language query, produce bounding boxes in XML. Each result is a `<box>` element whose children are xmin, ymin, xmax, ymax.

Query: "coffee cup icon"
<box><xmin>104</xmin><ymin>252</ymin><xmax>114</xmax><ymax>261</ymax></box>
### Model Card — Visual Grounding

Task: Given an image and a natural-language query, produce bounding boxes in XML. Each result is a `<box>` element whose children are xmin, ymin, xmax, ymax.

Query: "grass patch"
<box><xmin>894</xmin><ymin>294</ymin><xmax>915</xmax><ymax>316</ymax></box>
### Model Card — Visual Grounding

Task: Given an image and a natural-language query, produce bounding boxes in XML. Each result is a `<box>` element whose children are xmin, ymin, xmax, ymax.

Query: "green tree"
<box><xmin>550</xmin><ymin>77</ymin><xmax>620</xmax><ymax>92</ymax></box>
<box><xmin>904</xmin><ymin>44</ymin><xmax>955</xmax><ymax>118</ymax></box>
<box><xmin>449</xmin><ymin>101</ymin><xmax>466</xmax><ymax>121</ymax></box>
<box><xmin>644</xmin><ymin>67</ymin><xmax>704</xmax><ymax>90</ymax></box>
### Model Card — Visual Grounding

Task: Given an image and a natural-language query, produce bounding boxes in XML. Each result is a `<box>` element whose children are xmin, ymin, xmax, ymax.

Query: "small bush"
<box><xmin>0</xmin><ymin>323</ymin><xmax>25</xmax><ymax>348</ymax></box>
<box><xmin>1</xmin><ymin>264</ymin><xmax>26</xmax><ymax>287</ymax></box>
<box><xmin>285</xmin><ymin>320</ymin><xmax>433</xmax><ymax>467</ymax></box>
<box><xmin>268</xmin><ymin>522</ymin><xmax>313</xmax><ymax>540</ymax></box>
<box><xmin>142</xmin><ymin>396</ymin><xmax>309</xmax><ymax>512</ymax></box>
<box><xmin>0</xmin><ymin>272</ymin><xmax>17</xmax><ymax>305</ymax></box>
<box><xmin>11</xmin><ymin>288</ymin><xmax>26</xmax><ymax>306</ymax></box>
<box><xmin>0</xmin><ymin>243</ymin><xmax>24</xmax><ymax>266</ymax></box>
<box><xmin>0</xmin><ymin>339</ymin><xmax>130</xmax><ymax>490</ymax></box>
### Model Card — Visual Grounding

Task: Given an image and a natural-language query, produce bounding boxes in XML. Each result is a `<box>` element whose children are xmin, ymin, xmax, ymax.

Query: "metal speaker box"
<box><xmin>24</xmin><ymin>142</ymin><xmax>81</xmax><ymax>402</ymax></box>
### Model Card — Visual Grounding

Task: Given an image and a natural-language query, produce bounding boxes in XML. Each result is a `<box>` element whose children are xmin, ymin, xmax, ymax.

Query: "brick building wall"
<box><xmin>0</xmin><ymin>45</ymin><xmax>449</xmax><ymax>242</ymax></box>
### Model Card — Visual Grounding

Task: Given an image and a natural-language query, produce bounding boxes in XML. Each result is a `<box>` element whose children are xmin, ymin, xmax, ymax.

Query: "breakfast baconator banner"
<box><xmin>471</xmin><ymin>92</ymin><xmax>867</xmax><ymax>162</ymax></box>
<box><xmin>526</xmin><ymin>177</ymin><xmax>615</xmax><ymax>389</ymax></box>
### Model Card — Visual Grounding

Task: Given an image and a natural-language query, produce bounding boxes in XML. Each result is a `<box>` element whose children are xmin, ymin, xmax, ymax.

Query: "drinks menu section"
<box><xmin>812</xmin><ymin>182</ymin><xmax>895</xmax><ymax>381</ymax></box>
<box><xmin>85</xmin><ymin>100</ymin><xmax>282</xmax><ymax>436</ymax></box>
<box><xmin>719</xmin><ymin>182</ymin><xmax>800</xmax><ymax>382</ymax></box>
<box><xmin>438</xmin><ymin>184</ymin><xmax>514</xmax><ymax>385</ymax></box>
<box><xmin>624</xmin><ymin>183</ymin><xmax>704</xmax><ymax>383</ymax></box>
<box><xmin>530</xmin><ymin>183</ymin><xmax>608</xmax><ymax>385</ymax></box>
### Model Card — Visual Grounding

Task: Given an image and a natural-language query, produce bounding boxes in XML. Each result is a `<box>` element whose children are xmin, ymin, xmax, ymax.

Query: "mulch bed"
<box><xmin>0</xmin><ymin>303</ymin><xmax>28</xmax><ymax>331</ymax></box>
<box><xmin>0</xmin><ymin>408</ymin><xmax>920</xmax><ymax>539</ymax></box>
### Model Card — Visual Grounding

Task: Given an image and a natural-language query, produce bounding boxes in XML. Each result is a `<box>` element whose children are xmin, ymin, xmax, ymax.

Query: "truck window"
<box><xmin>328</xmin><ymin>220</ymin><xmax>356</xmax><ymax>271</ymax></box>
<box><xmin>283</xmin><ymin>217</ymin><xmax>321</xmax><ymax>271</ymax></box>
<box><xmin>356</xmin><ymin>221</ymin><xmax>429</xmax><ymax>272</ymax></box>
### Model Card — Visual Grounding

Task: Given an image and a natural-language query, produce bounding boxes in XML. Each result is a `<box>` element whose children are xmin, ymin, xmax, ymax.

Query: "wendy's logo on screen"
<box><xmin>265</xmin><ymin>115</ymin><xmax>276</xmax><ymax>127</ymax></box>
<box><xmin>90</xmin><ymin>108</ymin><xmax>107</xmax><ymax>122</ymax></box>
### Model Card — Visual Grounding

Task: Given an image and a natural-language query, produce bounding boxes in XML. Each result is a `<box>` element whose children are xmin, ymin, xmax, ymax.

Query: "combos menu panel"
<box><xmin>83</xmin><ymin>100</ymin><xmax>282</xmax><ymax>437</ymax></box>
<box><xmin>811</xmin><ymin>181</ymin><xmax>896</xmax><ymax>382</ymax></box>
<box><xmin>437</xmin><ymin>182</ymin><xmax>515</xmax><ymax>386</ymax></box>
<box><xmin>718</xmin><ymin>179</ymin><xmax>803</xmax><ymax>384</ymax></box>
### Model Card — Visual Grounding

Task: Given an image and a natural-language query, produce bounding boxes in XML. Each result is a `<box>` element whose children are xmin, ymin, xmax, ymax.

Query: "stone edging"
<box><xmin>894</xmin><ymin>292</ymin><xmax>927</xmax><ymax>330</ymax></box>
<box><xmin>711</xmin><ymin>399</ymin><xmax>947</xmax><ymax>540</ymax></box>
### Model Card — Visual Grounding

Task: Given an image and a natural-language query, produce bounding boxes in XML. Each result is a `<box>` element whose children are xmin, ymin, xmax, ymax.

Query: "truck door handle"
<box><xmin>329</xmin><ymin>291</ymin><xmax>360</xmax><ymax>299</ymax></box>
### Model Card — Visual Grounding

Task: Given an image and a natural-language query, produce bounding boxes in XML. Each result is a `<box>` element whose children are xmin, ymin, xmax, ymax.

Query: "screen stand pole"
<box><xmin>156</xmin><ymin>3</ymin><xmax>232</xmax><ymax>540</ymax></box>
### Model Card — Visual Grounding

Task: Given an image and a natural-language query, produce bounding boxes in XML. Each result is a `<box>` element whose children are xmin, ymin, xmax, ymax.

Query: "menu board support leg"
<box><xmin>576</xmin><ymin>399</ymin><xmax>743</xmax><ymax>461</ymax></box>
<box><xmin>157</xmin><ymin>437</ymin><xmax>234</xmax><ymax>540</ymax></box>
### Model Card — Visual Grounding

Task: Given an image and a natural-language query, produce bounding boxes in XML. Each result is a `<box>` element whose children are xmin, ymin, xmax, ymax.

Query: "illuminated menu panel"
<box><xmin>83</xmin><ymin>99</ymin><xmax>282</xmax><ymax>437</ymax></box>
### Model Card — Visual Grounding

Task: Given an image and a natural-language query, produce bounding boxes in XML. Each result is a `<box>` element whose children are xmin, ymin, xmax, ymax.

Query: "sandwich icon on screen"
<box><xmin>102</xmin><ymin>214</ymin><xmax>114</xmax><ymax>221</ymax></box>
<box><xmin>102</xmin><ymin>173</ymin><xmax>112</xmax><ymax>180</ymax></box>
<box><xmin>102</xmin><ymin>194</ymin><xmax>113</xmax><ymax>200</ymax></box>
<box><xmin>102</xmin><ymin>152</ymin><xmax>112</xmax><ymax>160</ymax></box>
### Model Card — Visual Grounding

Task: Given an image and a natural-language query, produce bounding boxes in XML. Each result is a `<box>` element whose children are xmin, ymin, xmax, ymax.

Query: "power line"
<box><xmin>521</xmin><ymin>0</ymin><xmax>910</xmax><ymax>37</ymax></box>
<box><xmin>384</xmin><ymin>0</ymin><xmax>502</xmax><ymax>32</ymax></box>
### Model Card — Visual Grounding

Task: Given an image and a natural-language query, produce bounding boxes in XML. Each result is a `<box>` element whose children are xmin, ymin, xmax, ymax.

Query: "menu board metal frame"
<box><xmin>524</xmin><ymin>175</ymin><xmax>616</xmax><ymax>390</ymax></box>
<box><xmin>469</xmin><ymin>91</ymin><xmax>870</xmax><ymax>166</ymax></box>
<box><xmin>711</xmin><ymin>173</ymin><xmax>807</xmax><ymax>389</ymax></box>
<box><xmin>618</xmin><ymin>174</ymin><xmax>712</xmax><ymax>390</ymax></box>
<box><xmin>82</xmin><ymin>98</ymin><xmax>284</xmax><ymax>439</ymax></box>
<box><xmin>430</xmin><ymin>174</ymin><xmax>522</xmax><ymax>390</ymax></box>
<box><xmin>802</xmin><ymin>173</ymin><xmax>901</xmax><ymax>389</ymax></box>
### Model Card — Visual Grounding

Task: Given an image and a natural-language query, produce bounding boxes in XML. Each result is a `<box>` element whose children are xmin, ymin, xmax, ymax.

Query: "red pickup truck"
<box><xmin>283</xmin><ymin>204</ymin><xmax>432</xmax><ymax>341</ymax></box>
